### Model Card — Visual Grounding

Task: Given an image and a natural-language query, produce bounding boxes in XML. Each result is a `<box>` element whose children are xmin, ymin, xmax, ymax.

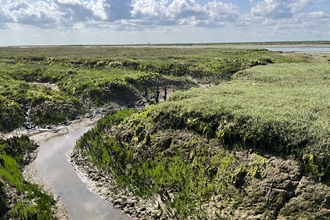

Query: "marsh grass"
<box><xmin>80</xmin><ymin>62</ymin><xmax>330</xmax><ymax>215</ymax></box>
<box><xmin>0</xmin><ymin>45</ymin><xmax>316</xmax><ymax>132</ymax></box>
<box><xmin>72</xmin><ymin>50</ymin><xmax>330</xmax><ymax>218</ymax></box>
<box><xmin>77</xmin><ymin>110</ymin><xmax>269</xmax><ymax>218</ymax></box>
<box><xmin>0</xmin><ymin>136</ymin><xmax>54</xmax><ymax>219</ymax></box>
<box><xmin>1</xmin><ymin>45</ymin><xmax>329</xmax><ymax>218</ymax></box>
<box><xmin>149</xmin><ymin>63</ymin><xmax>330</xmax><ymax>177</ymax></box>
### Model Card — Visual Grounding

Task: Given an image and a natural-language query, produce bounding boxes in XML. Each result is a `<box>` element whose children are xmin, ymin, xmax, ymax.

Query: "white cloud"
<box><xmin>305</xmin><ymin>10</ymin><xmax>329</xmax><ymax>19</ymax></box>
<box><xmin>294</xmin><ymin>10</ymin><xmax>330</xmax><ymax>28</ymax></box>
<box><xmin>53</xmin><ymin>0</ymin><xmax>133</xmax><ymax>22</ymax></box>
<box><xmin>53</xmin><ymin>0</ymin><xmax>96</xmax><ymax>22</ymax></box>
<box><xmin>288</xmin><ymin>0</ymin><xmax>321</xmax><ymax>13</ymax></box>
<box><xmin>0</xmin><ymin>0</ymin><xmax>134</xmax><ymax>29</ymax></box>
<box><xmin>0</xmin><ymin>0</ymin><xmax>330</xmax><ymax>43</ymax></box>
<box><xmin>205</xmin><ymin>1</ymin><xmax>240</xmax><ymax>22</ymax></box>
<box><xmin>166</xmin><ymin>0</ymin><xmax>204</xmax><ymax>19</ymax></box>
<box><xmin>1</xmin><ymin>0</ymin><xmax>59</xmax><ymax>28</ymax></box>
<box><xmin>250</xmin><ymin>0</ymin><xmax>325</xmax><ymax>18</ymax></box>
<box><xmin>0</xmin><ymin>0</ymin><xmax>328</xmax><ymax>30</ymax></box>
<box><xmin>131</xmin><ymin>0</ymin><xmax>241</xmax><ymax>28</ymax></box>
<box><xmin>132</xmin><ymin>0</ymin><xmax>165</xmax><ymax>19</ymax></box>
<box><xmin>192</xmin><ymin>19</ymin><xmax>226</xmax><ymax>27</ymax></box>
<box><xmin>251</xmin><ymin>0</ymin><xmax>293</xmax><ymax>19</ymax></box>
<box><xmin>0</xmin><ymin>4</ymin><xmax>11</xmax><ymax>24</ymax></box>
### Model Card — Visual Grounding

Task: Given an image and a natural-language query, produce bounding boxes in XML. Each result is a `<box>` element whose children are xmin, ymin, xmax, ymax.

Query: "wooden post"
<box><xmin>144</xmin><ymin>86</ymin><xmax>148</xmax><ymax>97</ymax></box>
<box><xmin>156</xmin><ymin>86</ymin><xmax>159</xmax><ymax>103</ymax></box>
<box><xmin>163</xmin><ymin>86</ymin><xmax>167</xmax><ymax>101</ymax></box>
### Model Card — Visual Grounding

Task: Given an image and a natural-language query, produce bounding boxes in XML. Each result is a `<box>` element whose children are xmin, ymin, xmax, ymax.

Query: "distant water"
<box><xmin>36</xmin><ymin>127</ymin><xmax>130</xmax><ymax>220</ymax></box>
<box><xmin>266</xmin><ymin>47</ymin><xmax>330</xmax><ymax>53</ymax></box>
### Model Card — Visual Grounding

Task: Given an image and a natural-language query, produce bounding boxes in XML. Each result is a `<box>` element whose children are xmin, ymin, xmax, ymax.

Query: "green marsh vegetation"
<box><xmin>0</xmin><ymin>45</ymin><xmax>309</xmax><ymax>133</ymax></box>
<box><xmin>0</xmin><ymin>136</ymin><xmax>55</xmax><ymax>219</ymax></box>
<box><xmin>0</xmin><ymin>44</ymin><xmax>329</xmax><ymax>218</ymax></box>
<box><xmin>166</xmin><ymin>63</ymin><xmax>330</xmax><ymax>177</ymax></box>
<box><xmin>75</xmin><ymin>48</ymin><xmax>330</xmax><ymax>218</ymax></box>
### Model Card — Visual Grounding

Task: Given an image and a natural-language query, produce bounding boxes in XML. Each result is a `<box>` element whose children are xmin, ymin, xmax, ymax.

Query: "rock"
<box><xmin>62</xmin><ymin>121</ymin><xmax>72</xmax><ymax>126</ymax></box>
<box><xmin>148</xmin><ymin>209</ymin><xmax>162</xmax><ymax>218</ymax></box>
<box><xmin>113</xmin><ymin>198</ymin><xmax>124</xmax><ymax>206</ymax></box>
<box><xmin>136</xmin><ymin>100</ymin><xmax>145</xmax><ymax>106</ymax></box>
<box><xmin>100</xmin><ymin>188</ymin><xmax>109</xmax><ymax>196</ymax></box>
<box><xmin>138</xmin><ymin>207</ymin><xmax>146</xmax><ymax>212</ymax></box>
<box><xmin>125</xmin><ymin>198</ymin><xmax>137</xmax><ymax>207</ymax></box>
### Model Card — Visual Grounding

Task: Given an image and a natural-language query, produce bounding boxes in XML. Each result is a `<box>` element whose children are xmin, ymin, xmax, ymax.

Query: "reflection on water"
<box><xmin>36</xmin><ymin>127</ymin><xmax>130</xmax><ymax>220</ymax></box>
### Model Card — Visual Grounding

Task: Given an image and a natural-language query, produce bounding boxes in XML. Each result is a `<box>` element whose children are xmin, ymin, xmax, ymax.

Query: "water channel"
<box><xmin>35</xmin><ymin>123</ymin><xmax>130</xmax><ymax>220</ymax></box>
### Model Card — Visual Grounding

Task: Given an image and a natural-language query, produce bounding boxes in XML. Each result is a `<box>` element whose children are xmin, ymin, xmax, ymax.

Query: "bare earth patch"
<box><xmin>30</xmin><ymin>82</ymin><xmax>59</xmax><ymax>91</ymax></box>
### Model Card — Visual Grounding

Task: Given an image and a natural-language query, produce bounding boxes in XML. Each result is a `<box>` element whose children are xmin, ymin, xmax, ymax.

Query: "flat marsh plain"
<box><xmin>1</xmin><ymin>42</ymin><xmax>330</xmax><ymax>219</ymax></box>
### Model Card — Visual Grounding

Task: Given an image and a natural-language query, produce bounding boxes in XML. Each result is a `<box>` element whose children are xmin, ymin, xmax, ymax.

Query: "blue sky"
<box><xmin>0</xmin><ymin>0</ymin><xmax>329</xmax><ymax>45</ymax></box>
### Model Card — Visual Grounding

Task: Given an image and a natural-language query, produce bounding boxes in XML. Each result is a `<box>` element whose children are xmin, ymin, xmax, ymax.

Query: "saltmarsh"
<box><xmin>158</xmin><ymin>63</ymin><xmax>330</xmax><ymax>177</ymax></box>
<box><xmin>0</xmin><ymin>46</ymin><xmax>310</xmax><ymax>133</ymax></box>
<box><xmin>1</xmin><ymin>44</ymin><xmax>329</xmax><ymax>219</ymax></box>
<box><xmin>76</xmin><ymin>61</ymin><xmax>330</xmax><ymax>218</ymax></box>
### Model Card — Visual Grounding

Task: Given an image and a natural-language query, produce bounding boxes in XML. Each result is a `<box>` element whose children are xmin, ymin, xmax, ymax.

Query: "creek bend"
<box><xmin>35</xmin><ymin>119</ymin><xmax>130</xmax><ymax>220</ymax></box>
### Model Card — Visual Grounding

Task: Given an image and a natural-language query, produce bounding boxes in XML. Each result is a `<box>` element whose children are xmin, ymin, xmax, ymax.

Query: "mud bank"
<box><xmin>71</xmin><ymin>145</ymin><xmax>330</xmax><ymax>219</ymax></box>
<box><xmin>70</xmin><ymin>148</ymin><xmax>167</xmax><ymax>220</ymax></box>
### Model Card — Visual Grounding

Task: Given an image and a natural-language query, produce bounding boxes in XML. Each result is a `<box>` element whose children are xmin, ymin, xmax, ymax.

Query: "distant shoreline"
<box><xmin>1</xmin><ymin>40</ymin><xmax>330</xmax><ymax>48</ymax></box>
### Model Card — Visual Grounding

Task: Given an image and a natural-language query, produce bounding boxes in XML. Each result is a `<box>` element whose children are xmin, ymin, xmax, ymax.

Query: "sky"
<box><xmin>0</xmin><ymin>0</ymin><xmax>329</xmax><ymax>45</ymax></box>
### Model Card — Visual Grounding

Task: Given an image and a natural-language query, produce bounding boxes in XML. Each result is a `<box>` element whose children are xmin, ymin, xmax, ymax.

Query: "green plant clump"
<box><xmin>77</xmin><ymin>115</ymin><xmax>242</xmax><ymax>218</ymax></box>
<box><xmin>0</xmin><ymin>136</ymin><xmax>55</xmax><ymax>219</ymax></box>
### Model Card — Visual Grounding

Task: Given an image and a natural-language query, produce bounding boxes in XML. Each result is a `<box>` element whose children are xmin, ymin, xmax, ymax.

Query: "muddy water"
<box><xmin>36</xmin><ymin>126</ymin><xmax>130</xmax><ymax>220</ymax></box>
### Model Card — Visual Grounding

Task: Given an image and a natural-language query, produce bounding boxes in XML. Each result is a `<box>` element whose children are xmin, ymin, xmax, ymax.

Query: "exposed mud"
<box><xmin>70</xmin><ymin>148</ymin><xmax>168</xmax><ymax>220</ymax></box>
<box><xmin>30</xmin><ymin>82</ymin><xmax>59</xmax><ymax>91</ymax></box>
<box><xmin>71</xmin><ymin>131</ymin><xmax>330</xmax><ymax>219</ymax></box>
